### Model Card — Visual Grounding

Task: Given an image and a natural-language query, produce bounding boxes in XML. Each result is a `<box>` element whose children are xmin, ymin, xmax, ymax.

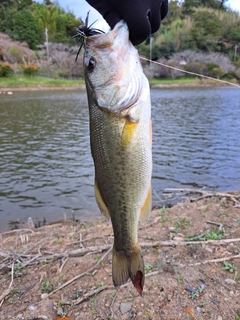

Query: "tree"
<box><xmin>193</xmin><ymin>10</ymin><xmax>221</xmax><ymax>37</ymax></box>
<box><xmin>182</xmin><ymin>0</ymin><xmax>228</xmax><ymax>14</ymax></box>
<box><xmin>223</xmin><ymin>24</ymin><xmax>240</xmax><ymax>44</ymax></box>
<box><xmin>32</xmin><ymin>2</ymin><xmax>81</xmax><ymax>43</ymax></box>
<box><xmin>12</xmin><ymin>9</ymin><xmax>41</xmax><ymax>49</ymax></box>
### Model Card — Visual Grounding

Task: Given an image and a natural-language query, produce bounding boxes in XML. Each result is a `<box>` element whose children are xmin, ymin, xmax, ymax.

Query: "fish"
<box><xmin>83</xmin><ymin>20</ymin><xmax>152</xmax><ymax>295</ymax></box>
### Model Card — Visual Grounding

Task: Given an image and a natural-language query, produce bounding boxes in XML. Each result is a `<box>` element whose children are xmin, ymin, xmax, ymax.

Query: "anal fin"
<box><xmin>140</xmin><ymin>187</ymin><xmax>152</xmax><ymax>223</ymax></box>
<box><xmin>94</xmin><ymin>180</ymin><xmax>110</xmax><ymax>219</ymax></box>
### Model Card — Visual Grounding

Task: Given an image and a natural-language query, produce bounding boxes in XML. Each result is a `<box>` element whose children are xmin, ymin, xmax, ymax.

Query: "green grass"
<box><xmin>149</xmin><ymin>76</ymin><xmax>209</xmax><ymax>86</ymax></box>
<box><xmin>1</xmin><ymin>74</ymin><xmax>228</xmax><ymax>90</ymax></box>
<box><xmin>0</xmin><ymin>74</ymin><xmax>84</xmax><ymax>88</ymax></box>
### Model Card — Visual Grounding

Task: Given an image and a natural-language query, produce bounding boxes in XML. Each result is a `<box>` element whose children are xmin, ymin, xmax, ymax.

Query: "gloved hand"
<box><xmin>86</xmin><ymin>0</ymin><xmax>168</xmax><ymax>45</ymax></box>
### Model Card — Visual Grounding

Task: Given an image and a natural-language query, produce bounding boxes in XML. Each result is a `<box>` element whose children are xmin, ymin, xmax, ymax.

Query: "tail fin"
<box><xmin>112</xmin><ymin>243</ymin><xmax>145</xmax><ymax>295</ymax></box>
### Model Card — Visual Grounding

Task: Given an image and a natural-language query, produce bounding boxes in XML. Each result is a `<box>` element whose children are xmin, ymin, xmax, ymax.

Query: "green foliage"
<box><xmin>0</xmin><ymin>1</ymin><xmax>81</xmax><ymax>47</ymax></box>
<box><xmin>31</xmin><ymin>2</ymin><xmax>81</xmax><ymax>44</ymax></box>
<box><xmin>41</xmin><ymin>278</ymin><xmax>55</xmax><ymax>293</ymax></box>
<box><xmin>222</xmin><ymin>261</ymin><xmax>237</xmax><ymax>273</ymax></box>
<box><xmin>184</xmin><ymin>62</ymin><xmax>208</xmax><ymax>75</ymax></box>
<box><xmin>209</xmin><ymin>67</ymin><xmax>224</xmax><ymax>78</ymax></box>
<box><xmin>182</xmin><ymin>0</ymin><xmax>227</xmax><ymax>14</ymax></box>
<box><xmin>206</xmin><ymin>63</ymin><xmax>224</xmax><ymax>78</ymax></box>
<box><xmin>145</xmin><ymin>4</ymin><xmax>240</xmax><ymax>61</ymax></box>
<box><xmin>0</xmin><ymin>63</ymin><xmax>13</xmax><ymax>77</ymax></box>
<box><xmin>193</xmin><ymin>10</ymin><xmax>221</xmax><ymax>37</ymax></box>
<box><xmin>223</xmin><ymin>24</ymin><xmax>240</xmax><ymax>43</ymax></box>
<box><xmin>12</xmin><ymin>9</ymin><xmax>41</xmax><ymax>49</ymax></box>
<box><xmin>22</xmin><ymin>63</ymin><xmax>38</xmax><ymax>76</ymax></box>
<box><xmin>0</xmin><ymin>0</ymin><xmax>239</xmax><ymax>63</ymax></box>
<box><xmin>145</xmin><ymin>263</ymin><xmax>153</xmax><ymax>273</ymax></box>
<box><xmin>222</xmin><ymin>71</ymin><xmax>240</xmax><ymax>80</ymax></box>
<box><xmin>8</xmin><ymin>261</ymin><xmax>27</xmax><ymax>275</ymax></box>
<box><xmin>8</xmin><ymin>46</ymin><xmax>22</xmax><ymax>62</ymax></box>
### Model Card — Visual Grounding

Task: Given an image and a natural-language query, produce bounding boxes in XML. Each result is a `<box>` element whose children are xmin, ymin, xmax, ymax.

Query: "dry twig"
<box><xmin>0</xmin><ymin>263</ymin><xmax>14</xmax><ymax>306</ymax></box>
<box><xmin>45</xmin><ymin>245</ymin><xmax>113</xmax><ymax>298</ymax></box>
<box><xmin>73</xmin><ymin>285</ymin><xmax>112</xmax><ymax>305</ymax></box>
<box><xmin>182</xmin><ymin>254</ymin><xmax>240</xmax><ymax>267</ymax></box>
<box><xmin>164</xmin><ymin>188</ymin><xmax>240</xmax><ymax>205</ymax></box>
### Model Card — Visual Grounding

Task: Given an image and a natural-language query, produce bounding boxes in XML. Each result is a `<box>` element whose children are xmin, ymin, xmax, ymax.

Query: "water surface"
<box><xmin>0</xmin><ymin>87</ymin><xmax>239</xmax><ymax>230</ymax></box>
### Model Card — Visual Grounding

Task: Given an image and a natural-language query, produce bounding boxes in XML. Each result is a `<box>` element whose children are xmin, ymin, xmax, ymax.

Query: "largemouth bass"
<box><xmin>83</xmin><ymin>21</ymin><xmax>152</xmax><ymax>295</ymax></box>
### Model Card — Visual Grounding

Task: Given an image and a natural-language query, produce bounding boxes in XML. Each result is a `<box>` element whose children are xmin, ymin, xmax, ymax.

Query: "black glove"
<box><xmin>86</xmin><ymin>0</ymin><xmax>168</xmax><ymax>45</ymax></box>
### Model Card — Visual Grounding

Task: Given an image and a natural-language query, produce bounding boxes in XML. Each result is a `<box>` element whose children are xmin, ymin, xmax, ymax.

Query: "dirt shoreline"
<box><xmin>0</xmin><ymin>190</ymin><xmax>239</xmax><ymax>319</ymax></box>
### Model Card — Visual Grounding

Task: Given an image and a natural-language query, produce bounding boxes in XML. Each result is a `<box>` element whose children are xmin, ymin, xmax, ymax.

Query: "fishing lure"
<box><xmin>73</xmin><ymin>11</ymin><xmax>105</xmax><ymax>61</ymax></box>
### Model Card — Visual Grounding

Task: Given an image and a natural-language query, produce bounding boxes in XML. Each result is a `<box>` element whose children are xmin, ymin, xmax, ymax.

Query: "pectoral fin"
<box><xmin>140</xmin><ymin>187</ymin><xmax>152</xmax><ymax>223</ymax></box>
<box><xmin>94</xmin><ymin>180</ymin><xmax>110</xmax><ymax>219</ymax></box>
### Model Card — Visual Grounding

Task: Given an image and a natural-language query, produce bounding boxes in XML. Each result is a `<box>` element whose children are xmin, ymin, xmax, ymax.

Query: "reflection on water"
<box><xmin>0</xmin><ymin>87</ymin><xmax>240</xmax><ymax>230</ymax></box>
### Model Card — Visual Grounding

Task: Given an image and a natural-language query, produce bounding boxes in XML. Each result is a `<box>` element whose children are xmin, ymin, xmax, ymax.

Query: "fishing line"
<box><xmin>140</xmin><ymin>56</ymin><xmax>240</xmax><ymax>88</ymax></box>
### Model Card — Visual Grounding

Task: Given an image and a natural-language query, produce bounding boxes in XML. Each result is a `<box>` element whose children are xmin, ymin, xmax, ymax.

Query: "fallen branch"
<box><xmin>0</xmin><ymin>263</ymin><xmax>14</xmax><ymax>306</ymax></box>
<box><xmin>140</xmin><ymin>238</ymin><xmax>240</xmax><ymax>247</ymax></box>
<box><xmin>206</xmin><ymin>221</ymin><xmax>224</xmax><ymax>232</ymax></box>
<box><xmin>69</xmin><ymin>234</ymin><xmax>113</xmax><ymax>247</ymax></box>
<box><xmin>25</xmin><ymin>316</ymin><xmax>48</xmax><ymax>320</ymax></box>
<box><xmin>109</xmin><ymin>288</ymin><xmax>119</xmax><ymax>319</ymax></box>
<box><xmin>164</xmin><ymin>188</ymin><xmax>240</xmax><ymax>205</ymax></box>
<box><xmin>2</xmin><ymin>238</ymin><xmax>240</xmax><ymax>271</ymax></box>
<box><xmin>181</xmin><ymin>254</ymin><xmax>240</xmax><ymax>268</ymax></box>
<box><xmin>0</xmin><ymin>229</ymin><xmax>35</xmax><ymax>236</ymax></box>
<box><xmin>45</xmin><ymin>246</ymin><xmax>113</xmax><ymax>298</ymax></box>
<box><xmin>73</xmin><ymin>285</ymin><xmax>112</xmax><ymax>305</ymax></box>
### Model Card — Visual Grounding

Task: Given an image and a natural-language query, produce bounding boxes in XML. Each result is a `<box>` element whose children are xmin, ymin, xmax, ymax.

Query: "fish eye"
<box><xmin>87</xmin><ymin>57</ymin><xmax>96</xmax><ymax>71</ymax></box>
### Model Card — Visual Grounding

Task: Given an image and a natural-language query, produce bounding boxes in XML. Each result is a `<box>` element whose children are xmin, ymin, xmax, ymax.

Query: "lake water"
<box><xmin>0</xmin><ymin>87</ymin><xmax>240</xmax><ymax>230</ymax></box>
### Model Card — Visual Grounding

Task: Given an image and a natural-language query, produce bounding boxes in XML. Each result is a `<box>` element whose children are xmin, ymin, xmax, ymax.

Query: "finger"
<box><xmin>86</xmin><ymin>0</ymin><xmax>121</xmax><ymax>28</ymax></box>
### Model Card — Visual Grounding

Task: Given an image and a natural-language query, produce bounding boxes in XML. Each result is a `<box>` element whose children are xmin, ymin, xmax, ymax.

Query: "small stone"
<box><xmin>199</xmin><ymin>283</ymin><xmax>207</xmax><ymax>290</ymax></box>
<box><xmin>41</xmin><ymin>293</ymin><xmax>48</xmax><ymax>300</ymax></box>
<box><xmin>217</xmin><ymin>316</ymin><xmax>223</xmax><ymax>320</ymax></box>
<box><xmin>196</xmin><ymin>307</ymin><xmax>201</xmax><ymax>313</ymax></box>
<box><xmin>205</xmin><ymin>246</ymin><xmax>213</xmax><ymax>253</ymax></box>
<box><xmin>28</xmin><ymin>305</ymin><xmax>35</xmax><ymax>311</ymax></box>
<box><xmin>225</xmin><ymin>279</ymin><xmax>236</xmax><ymax>285</ymax></box>
<box><xmin>120</xmin><ymin>302</ymin><xmax>132</xmax><ymax>314</ymax></box>
<box><xmin>167</xmin><ymin>293</ymin><xmax>172</xmax><ymax>301</ymax></box>
<box><xmin>168</xmin><ymin>226</ymin><xmax>175</xmax><ymax>231</ymax></box>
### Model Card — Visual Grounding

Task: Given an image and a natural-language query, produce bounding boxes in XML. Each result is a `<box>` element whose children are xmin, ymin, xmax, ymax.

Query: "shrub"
<box><xmin>22</xmin><ymin>63</ymin><xmax>38</xmax><ymax>76</ymax></box>
<box><xmin>206</xmin><ymin>62</ymin><xmax>224</xmax><ymax>78</ymax></box>
<box><xmin>210</xmin><ymin>67</ymin><xmax>224</xmax><ymax>79</ymax></box>
<box><xmin>222</xmin><ymin>71</ymin><xmax>240</xmax><ymax>80</ymax></box>
<box><xmin>8</xmin><ymin>46</ymin><xmax>22</xmax><ymax>62</ymax></box>
<box><xmin>184</xmin><ymin>62</ymin><xmax>208</xmax><ymax>76</ymax></box>
<box><xmin>0</xmin><ymin>63</ymin><xmax>13</xmax><ymax>77</ymax></box>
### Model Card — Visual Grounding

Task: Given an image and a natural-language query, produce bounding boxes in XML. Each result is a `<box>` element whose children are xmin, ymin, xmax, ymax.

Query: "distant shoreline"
<box><xmin>0</xmin><ymin>83</ymin><xmax>231</xmax><ymax>92</ymax></box>
<box><xmin>0</xmin><ymin>85</ymin><xmax>86</xmax><ymax>92</ymax></box>
<box><xmin>1</xmin><ymin>77</ymin><xmax>239</xmax><ymax>93</ymax></box>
